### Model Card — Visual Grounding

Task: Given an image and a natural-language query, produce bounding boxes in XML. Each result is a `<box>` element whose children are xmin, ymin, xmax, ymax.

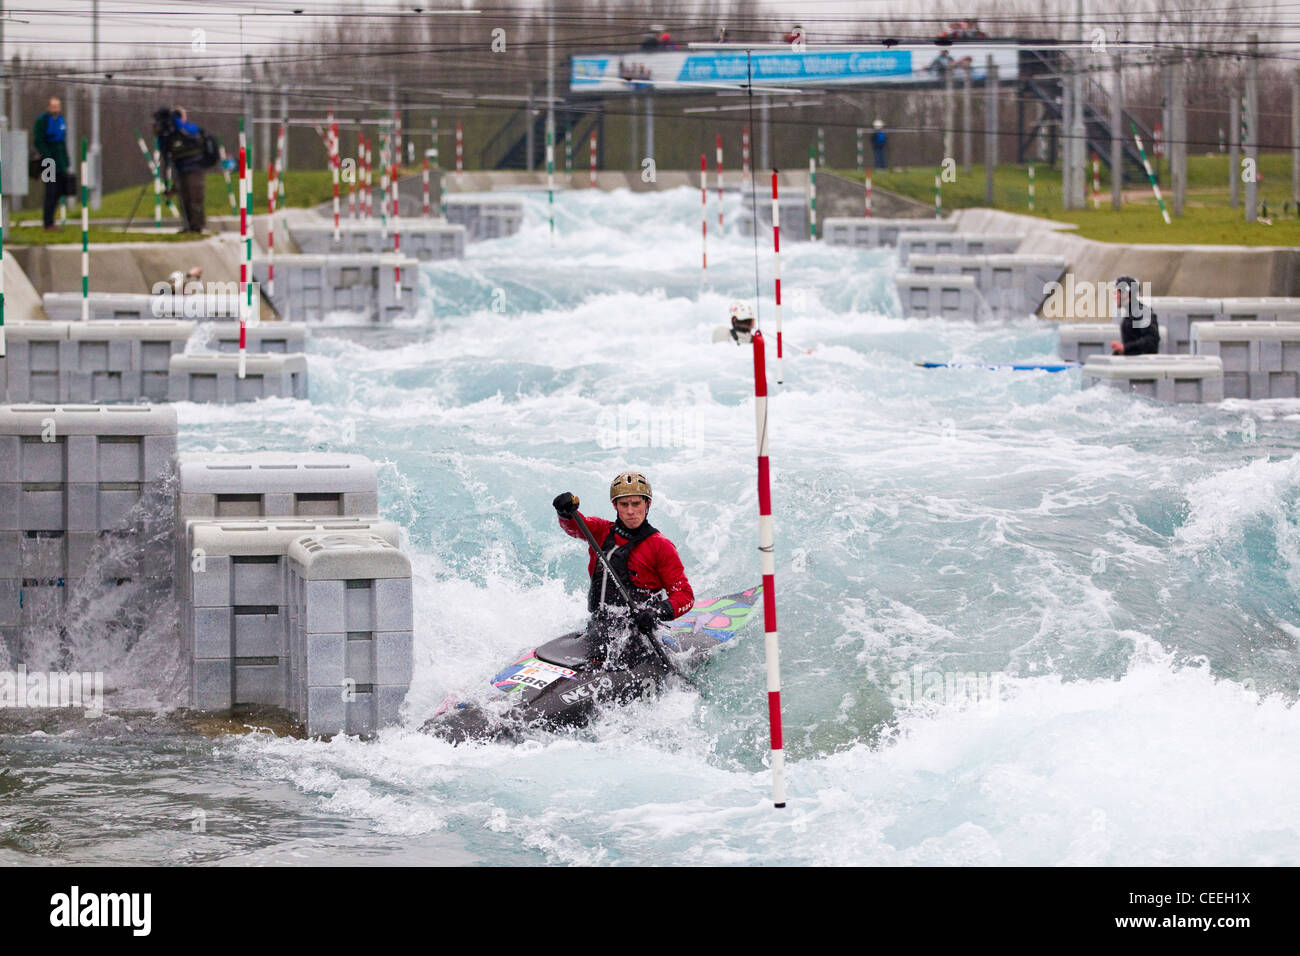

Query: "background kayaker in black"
<box><xmin>1110</xmin><ymin>275</ymin><xmax>1161</xmax><ymax>356</ymax></box>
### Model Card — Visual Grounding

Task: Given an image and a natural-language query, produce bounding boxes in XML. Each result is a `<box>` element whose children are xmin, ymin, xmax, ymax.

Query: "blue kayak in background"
<box><xmin>914</xmin><ymin>361</ymin><xmax>1081</xmax><ymax>372</ymax></box>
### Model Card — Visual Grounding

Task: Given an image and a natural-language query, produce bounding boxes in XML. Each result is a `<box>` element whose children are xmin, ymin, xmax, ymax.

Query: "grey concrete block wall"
<box><xmin>1147</xmin><ymin>298</ymin><xmax>1224</xmax><ymax>354</ymax></box>
<box><xmin>1056</xmin><ymin>323</ymin><xmax>1169</xmax><ymax>362</ymax></box>
<box><xmin>1082</xmin><ymin>355</ymin><xmax>1224</xmax><ymax>403</ymax></box>
<box><xmin>181</xmin><ymin>518</ymin><xmax>402</xmax><ymax>712</ymax></box>
<box><xmin>251</xmin><ymin>255</ymin><xmax>419</xmax><ymax>323</ymax></box>
<box><xmin>199</xmin><ymin>322</ymin><xmax>308</xmax><ymax>355</ymax></box>
<box><xmin>285</xmin><ymin>532</ymin><xmax>413</xmax><ymax>736</ymax></box>
<box><xmin>736</xmin><ymin>193</ymin><xmax>810</xmax><ymax>242</ymax></box>
<box><xmin>443</xmin><ymin>198</ymin><xmax>525</xmax><ymax>242</ymax></box>
<box><xmin>0</xmin><ymin>404</ymin><xmax>177</xmax><ymax>652</ymax></box>
<box><xmin>907</xmin><ymin>253</ymin><xmax>1066</xmax><ymax>318</ymax></box>
<box><xmin>42</xmin><ymin>291</ymin><xmax>243</xmax><ymax>322</ymax></box>
<box><xmin>167</xmin><ymin>353</ymin><xmax>308</xmax><ymax>403</ymax></box>
<box><xmin>286</xmin><ymin>221</ymin><xmax>466</xmax><ymax>261</ymax></box>
<box><xmin>898</xmin><ymin>232</ymin><xmax>1023</xmax><ymax>264</ymax></box>
<box><xmin>823</xmin><ymin>217</ymin><xmax>957</xmax><ymax>248</ymax></box>
<box><xmin>176</xmin><ymin>452</ymin><xmax>379</xmax><ymax>526</ymax></box>
<box><xmin>895</xmin><ymin>273</ymin><xmax>990</xmax><ymax>320</ymax></box>
<box><xmin>1217</xmin><ymin>298</ymin><xmax>1300</xmax><ymax>323</ymax></box>
<box><xmin>2</xmin><ymin>320</ymin><xmax>194</xmax><ymax>403</ymax></box>
<box><xmin>1192</xmin><ymin>321</ymin><xmax>1300</xmax><ymax>399</ymax></box>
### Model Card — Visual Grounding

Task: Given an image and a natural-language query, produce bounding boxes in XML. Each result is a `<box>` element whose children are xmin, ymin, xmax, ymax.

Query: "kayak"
<box><xmin>914</xmin><ymin>361</ymin><xmax>1080</xmax><ymax>372</ymax></box>
<box><xmin>421</xmin><ymin>586</ymin><xmax>763</xmax><ymax>743</ymax></box>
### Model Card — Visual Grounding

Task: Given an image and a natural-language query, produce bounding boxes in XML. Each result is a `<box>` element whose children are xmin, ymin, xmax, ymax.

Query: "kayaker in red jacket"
<box><xmin>553</xmin><ymin>472</ymin><xmax>694</xmax><ymax>648</ymax></box>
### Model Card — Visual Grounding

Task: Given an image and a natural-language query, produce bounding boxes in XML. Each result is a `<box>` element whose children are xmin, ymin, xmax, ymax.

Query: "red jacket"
<box><xmin>559</xmin><ymin>512</ymin><xmax>695</xmax><ymax>618</ymax></box>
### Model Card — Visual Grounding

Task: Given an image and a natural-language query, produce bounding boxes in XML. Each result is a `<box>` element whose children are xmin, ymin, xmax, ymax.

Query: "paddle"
<box><xmin>566</xmin><ymin>495</ymin><xmax>689</xmax><ymax>682</ymax></box>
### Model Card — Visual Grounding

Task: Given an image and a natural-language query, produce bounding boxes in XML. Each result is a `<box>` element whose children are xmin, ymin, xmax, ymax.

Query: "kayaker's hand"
<box><xmin>633</xmin><ymin>597</ymin><xmax>674</xmax><ymax>632</ymax></box>
<box><xmin>552</xmin><ymin>492</ymin><xmax>578</xmax><ymax>519</ymax></box>
<box><xmin>1110</xmin><ymin>340</ymin><xmax>1124</xmax><ymax>355</ymax></box>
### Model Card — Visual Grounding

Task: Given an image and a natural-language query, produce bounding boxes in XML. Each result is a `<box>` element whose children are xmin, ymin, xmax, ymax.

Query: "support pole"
<box><xmin>1245</xmin><ymin>34</ymin><xmax>1259</xmax><ymax>223</ymax></box>
<box><xmin>985</xmin><ymin>56</ymin><xmax>997</xmax><ymax>206</ymax></box>
<box><xmin>1229</xmin><ymin>87</ymin><xmax>1240</xmax><ymax>209</ymax></box>
<box><xmin>1111</xmin><ymin>52</ymin><xmax>1123</xmax><ymax>210</ymax></box>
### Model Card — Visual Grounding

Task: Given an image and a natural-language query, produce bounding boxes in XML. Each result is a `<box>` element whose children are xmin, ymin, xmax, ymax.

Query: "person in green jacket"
<box><xmin>33</xmin><ymin>97</ymin><xmax>71</xmax><ymax>229</ymax></box>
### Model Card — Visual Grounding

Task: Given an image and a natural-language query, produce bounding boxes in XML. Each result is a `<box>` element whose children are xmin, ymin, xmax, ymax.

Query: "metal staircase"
<box><xmin>1017</xmin><ymin>47</ymin><xmax>1154</xmax><ymax>185</ymax></box>
<box><xmin>481</xmin><ymin>101</ymin><xmax>605</xmax><ymax>172</ymax></box>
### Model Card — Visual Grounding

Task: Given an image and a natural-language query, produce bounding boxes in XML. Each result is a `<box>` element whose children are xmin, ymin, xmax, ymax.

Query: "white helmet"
<box><xmin>728</xmin><ymin>299</ymin><xmax>755</xmax><ymax>325</ymax></box>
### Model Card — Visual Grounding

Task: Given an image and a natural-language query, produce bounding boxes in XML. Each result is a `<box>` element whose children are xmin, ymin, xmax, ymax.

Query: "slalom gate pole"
<box><xmin>455</xmin><ymin>120</ymin><xmax>463</xmax><ymax>184</ymax></box>
<box><xmin>589</xmin><ymin>129</ymin><xmax>597</xmax><ymax>187</ymax></box>
<box><xmin>267</xmin><ymin>157</ymin><xmax>275</xmax><ymax>298</ymax></box>
<box><xmin>808</xmin><ymin>145</ymin><xmax>816</xmax><ymax>240</ymax></box>
<box><xmin>546</xmin><ymin>125</ymin><xmax>555</xmax><ymax>241</ymax></box>
<box><xmin>422</xmin><ymin>151</ymin><xmax>430</xmax><ymax>217</ymax></box>
<box><xmin>1131</xmin><ymin>122</ymin><xmax>1172</xmax><ymax>225</ymax></box>
<box><xmin>331</xmin><ymin>118</ymin><xmax>341</xmax><ymax>241</ymax></box>
<box><xmin>771</xmin><ymin>170</ymin><xmax>784</xmax><ymax>385</ymax></box>
<box><xmin>716</xmin><ymin>133</ymin><xmax>724</xmax><ymax>230</ymax></box>
<box><xmin>237</xmin><ymin>137</ymin><xmax>247</xmax><ymax>380</ymax></box>
<box><xmin>856</xmin><ymin>128</ymin><xmax>864</xmax><ymax>172</ymax></box>
<box><xmin>564</xmin><ymin>127</ymin><xmax>572</xmax><ymax>175</ymax></box>
<box><xmin>865</xmin><ymin>167</ymin><xmax>872</xmax><ymax>217</ymax></box>
<box><xmin>1028</xmin><ymin>164</ymin><xmax>1035</xmax><ymax>211</ymax></box>
<box><xmin>136</xmin><ymin>135</ymin><xmax>162</xmax><ymax>226</ymax></box>
<box><xmin>218</xmin><ymin>143</ymin><xmax>236</xmax><ymax>214</ymax></box>
<box><xmin>700</xmin><ymin>153</ymin><xmax>707</xmax><ymax>273</ymax></box>
<box><xmin>742</xmin><ymin>126</ymin><xmax>751</xmax><ymax>187</ymax></box>
<box><xmin>392</xmin><ymin>152</ymin><xmax>401</xmax><ymax>298</ymax></box>
<box><xmin>1092</xmin><ymin>152</ymin><xmax>1100</xmax><ymax>209</ymax></box>
<box><xmin>80</xmin><ymin>139</ymin><xmax>89</xmax><ymax>322</ymax></box>
<box><xmin>934</xmin><ymin>169</ymin><xmax>942</xmax><ymax>219</ymax></box>
<box><xmin>750</xmin><ymin>329</ymin><xmax>786</xmax><ymax>809</ymax></box>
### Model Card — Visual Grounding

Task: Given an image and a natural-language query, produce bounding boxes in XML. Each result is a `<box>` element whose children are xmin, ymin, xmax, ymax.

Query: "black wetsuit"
<box><xmin>1120</xmin><ymin>308</ymin><xmax>1161</xmax><ymax>356</ymax></box>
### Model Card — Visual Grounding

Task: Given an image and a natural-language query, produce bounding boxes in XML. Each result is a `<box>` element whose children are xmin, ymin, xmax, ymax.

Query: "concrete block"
<box><xmin>192</xmin><ymin>659</ymin><xmax>232</xmax><ymax>710</ymax></box>
<box><xmin>304</xmin><ymin>579</ymin><xmax>345</xmax><ymax>634</ymax></box>
<box><xmin>376</xmin><ymin>684</ymin><xmax>407</xmax><ymax>728</ymax></box>
<box><xmin>345</xmin><ymin>633</ymin><xmax>375</xmax><ymax>684</ymax></box>
<box><xmin>375</xmin><ymin>630</ymin><xmax>414</xmax><ymax>685</ymax></box>
<box><xmin>0</xmin><ymin>578</ymin><xmax>21</xmax><ymax>627</ymax></box>
<box><xmin>1082</xmin><ymin>355</ymin><xmax>1224</xmax><ymax>403</ymax></box>
<box><xmin>167</xmin><ymin>353</ymin><xmax>308</xmax><ymax>403</ymax></box>
<box><xmin>193</xmin><ymin>606</ymin><xmax>233</xmax><ymax>659</ymax></box>
<box><xmin>345</xmin><ymin>582</ymin><xmax>374</xmax><ymax>631</ymax></box>
<box><xmin>231</xmin><ymin>557</ymin><xmax>284</xmax><ymax>606</ymax></box>
<box><xmin>233</xmin><ymin>660</ymin><xmax>285</xmax><ymax>707</ymax></box>
<box><xmin>304</xmin><ymin>632</ymin><xmax>346</xmax><ymax>687</ymax></box>
<box><xmin>895</xmin><ymin>272</ymin><xmax>988</xmax><ymax>320</ymax></box>
<box><xmin>233</xmin><ymin>608</ymin><xmax>285</xmax><ymax>657</ymax></box>
<box><xmin>305</xmin><ymin>685</ymin><xmax>346</xmax><ymax>737</ymax></box>
<box><xmin>0</xmin><ymin>532</ymin><xmax>20</xmax><ymax>577</ymax></box>
<box><xmin>373</xmin><ymin>577</ymin><xmax>413</xmax><ymax>633</ymax></box>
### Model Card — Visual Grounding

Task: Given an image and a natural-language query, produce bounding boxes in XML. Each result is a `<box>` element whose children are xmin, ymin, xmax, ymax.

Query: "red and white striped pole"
<box><xmin>455</xmin><ymin>120</ymin><xmax>463</xmax><ymax>183</ymax></box>
<box><xmin>422</xmin><ymin>150</ymin><xmax>431</xmax><ymax>218</ymax></box>
<box><xmin>331</xmin><ymin>120</ymin><xmax>341</xmax><ymax>241</ymax></box>
<box><xmin>771</xmin><ymin>170</ymin><xmax>784</xmax><ymax>385</ymax></box>
<box><xmin>349</xmin><ymin>134</ymin><xmax>359</xmax><ymax>220</ymax></box>
<box><xmin>751</xmin><ymin>329</ymin><xmax>786</xmax><ymax>809</ymax></box>
<box><xmin>700</xmin><ymin>153</ymin><xmax>708</xmax><ymax>273</ymax></box>
<box><xmin>267</xmin><ymin>157</ymin><xmax>275</xmax><ymax>299</ymax></box>
<box><xmin>742</xmin><ymin>127</ymin><xmax>751</xmax><ymax>188</ymax></box>
<box><xmin>238</xmin><ymin>142</ymin><xmax>248</xmax><ymax>380</ymax></box>
<box><xmin>589</xmin><ymin>129</ymin><xmax>598</xmax><ymax>187</ymax></box>
<box><xmin>865</xmin><ymin>167</ymin><xmax>872</xmax><ymax>218</ymax></box>
<box><xmin>715</xmin><ymin>133</ymin><xmax>724</xmax><ymax>230</ymax></box>
<box><xmin>392</xmin><ymin>154</ymin><xmax>401</xmax><ymax>299</ymax></box>
<box><xmin>364</xmin><ymin>137</ymin><xmax>373</xmax><ymax>219</ymax></box>
<box><xmin>1091</xmin><ymin>152</ymin><xmax>1100</xmax><ymax>209</ymax></box>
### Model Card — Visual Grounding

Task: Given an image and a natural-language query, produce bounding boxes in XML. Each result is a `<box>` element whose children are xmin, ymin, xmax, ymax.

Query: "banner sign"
<box><xmin>570</xmin><ymin>46</ymin><xmax>1020</xmax><ymax>93</ymax></box>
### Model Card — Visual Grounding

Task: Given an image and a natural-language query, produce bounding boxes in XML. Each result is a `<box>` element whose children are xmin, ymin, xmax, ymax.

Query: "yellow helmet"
<box><xmin>610</xmin><ymin>471</ymin><xmax>652</xmax><ymax>503</ymax></box>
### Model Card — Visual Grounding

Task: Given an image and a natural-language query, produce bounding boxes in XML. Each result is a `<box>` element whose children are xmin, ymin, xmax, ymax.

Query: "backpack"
<box><xmin>201</xmin><ymin>132</ymin><xmax>220</xmax><ymax>169</ymax></box>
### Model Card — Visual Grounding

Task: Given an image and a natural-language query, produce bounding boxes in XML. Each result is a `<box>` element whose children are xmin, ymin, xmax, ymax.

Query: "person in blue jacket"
<box><xmin>154</xmin><ymin>106</ymin><xmax>211</xmax><ymax>233</ymax></box>
<box><xmin>33</xmin><ymin>97</ymin><xmax>71</xmax><ymax>229</ymax></box>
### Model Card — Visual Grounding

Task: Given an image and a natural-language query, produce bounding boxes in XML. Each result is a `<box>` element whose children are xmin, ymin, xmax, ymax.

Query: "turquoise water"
<box><xmin>3</xmin><ymin>186</ymin><xmax>1300</xmax><ymax>865</ymax></box>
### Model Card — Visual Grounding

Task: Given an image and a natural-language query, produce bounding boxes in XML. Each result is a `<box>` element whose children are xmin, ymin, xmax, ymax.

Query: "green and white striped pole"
<box><xmin>808</xmin><ymin>144</ymin><xmax>817</xmax><ymax>240</ymax></box>
<box><xmin>934</xmin><ymin>169</ymin><xmax>942</xmax><ymax>219</ymax></box>
<box><xmin>1130</xmin><ymin>122</ymin><xmax>1171</xmax><ymax>225</ymax></box>
<box><xmin>817</xmin><ymin>127</ymin><xmax>826</xmax><ymax>167</ymax></box>
<box><xmin>219</xmin><ymin>143</ymin><xmax>236</xmax><ymax>213</ymax></box>
<box><xmin>1028</xmin><ymin>165</ymin><xmax>1035</xmax><ymax>211</ymax></box>
<box><xmin>546</xmin><ymin>125</ymin><xmax>555</xmax><ymax>241</ymax></box>
<box><xmin>80</xmin><ymin>138</ymin><xmax>89</xmax><ymax>322</ymax></box>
